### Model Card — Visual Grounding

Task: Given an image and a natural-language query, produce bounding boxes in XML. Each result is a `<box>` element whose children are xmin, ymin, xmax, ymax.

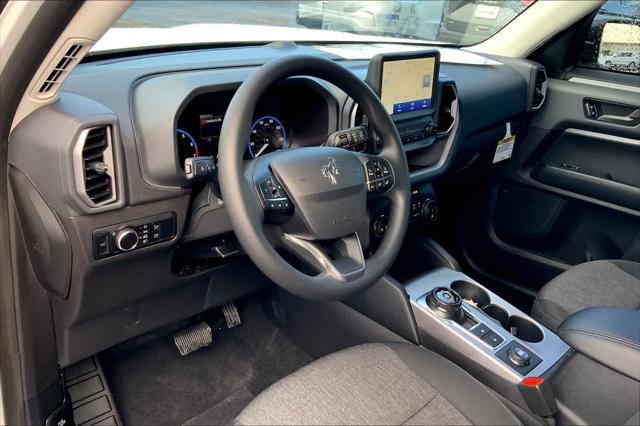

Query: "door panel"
<box><xmin>532</xmin><ymin>128</ymin><xmax>640</xmax><ymax>210</ymax></box>
<box><xmin>461</xmin><ymin>75</ymin><xmax>640</xmax><ymax>300</ymax></box>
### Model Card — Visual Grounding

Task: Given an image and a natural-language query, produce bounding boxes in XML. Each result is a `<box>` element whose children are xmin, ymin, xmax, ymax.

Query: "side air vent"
<box><xmin>74</xmin><ymin>126</ymin><xmax>117</xmax><ymax>207</ymax></box>
<box><xmin>532</xmin><ymin>68</ymin><xmax>548</xmax><ymax>110</ymax></box>
<box><xmin>437</xmin><ymin>84</ymin><xmax>459</xmax><ymax>134</ymax></box>
<box><xmin>32</xmin><ymin>39</ymin><xmax>91</xmax><ymax>100</ymax></box>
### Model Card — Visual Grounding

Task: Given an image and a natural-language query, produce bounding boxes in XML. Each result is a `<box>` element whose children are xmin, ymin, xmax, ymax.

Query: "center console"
<box><xmin>405</xmin><ymin>268</ymin><xmax>571</xmax><ymax>416</ymax></box>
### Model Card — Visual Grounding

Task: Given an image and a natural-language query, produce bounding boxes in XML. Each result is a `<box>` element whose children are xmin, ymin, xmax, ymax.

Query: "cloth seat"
<box><xmin>235</xmin><ymin>342</ymin><xmax>521</xmax><ymax>425</ymax></box>
<box><xmin>532</xmin><ymin>260</ymin><xmax>640</xmax><ymax>331</ymax></box>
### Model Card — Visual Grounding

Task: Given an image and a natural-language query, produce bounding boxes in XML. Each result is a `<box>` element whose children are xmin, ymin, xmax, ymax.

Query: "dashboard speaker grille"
<box><xmin>75</xmin><ymin>126</ymin><xmax>117</xmax><ymax>207</ymax></box>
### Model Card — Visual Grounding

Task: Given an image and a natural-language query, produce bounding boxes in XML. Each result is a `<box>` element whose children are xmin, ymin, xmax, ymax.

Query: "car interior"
<box><xmin>1</xmin><ymin>1</ymin><xmax>639</xmax><ymax>425</ymax></box>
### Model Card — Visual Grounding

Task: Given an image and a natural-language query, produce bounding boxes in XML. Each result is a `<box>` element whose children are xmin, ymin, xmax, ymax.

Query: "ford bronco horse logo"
<box><xmin>321</xmin><ymin>156</ymin><xmax>340</xmax><ymax>185</ymax></box>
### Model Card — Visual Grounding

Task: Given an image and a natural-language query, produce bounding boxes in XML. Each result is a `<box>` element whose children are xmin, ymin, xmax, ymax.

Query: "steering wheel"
<box><xmin>218</xmin><ymin>55</ymin><xmax>410</xmax><ymax>301</ymax></box>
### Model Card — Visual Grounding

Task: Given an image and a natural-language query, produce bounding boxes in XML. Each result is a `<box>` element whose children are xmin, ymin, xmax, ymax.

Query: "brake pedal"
<box><xmin>174</xmin><ymin>322</ymin><xmax>212</xmax><ymax>356</ymax></box>
<box><xmin>222</xmin><ymin>301</ymin><xmax>241</xmax><ymax>329</ymax></box>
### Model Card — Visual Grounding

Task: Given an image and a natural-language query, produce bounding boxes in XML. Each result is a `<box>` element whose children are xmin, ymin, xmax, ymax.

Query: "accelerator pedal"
<box><xmin>222</xmin><ymin>301</ymin><xmax>241</xmax><ymax>329</ymax></box>
<box><xmin>174</xmin><ymin>322</ymin><xmax>212</xmax><ymax>356</ymax></box>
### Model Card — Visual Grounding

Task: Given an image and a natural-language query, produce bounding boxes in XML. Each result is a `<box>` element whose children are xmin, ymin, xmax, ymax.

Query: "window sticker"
<box><xmin>493</xmin><ymin>122</ymin><xmax>516</xmax><ymax>163</ymax></box>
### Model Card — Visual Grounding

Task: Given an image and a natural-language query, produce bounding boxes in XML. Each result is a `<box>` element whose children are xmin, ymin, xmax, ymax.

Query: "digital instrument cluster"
<box><xmin>175</xmin><ymin>82</ymin><xmax>330</xmax><ymax>170</ymax></box>
<box><xmin>176</xmin><ymin>112</ymin><xmax>288</xmax><ymax>167</ymax></box>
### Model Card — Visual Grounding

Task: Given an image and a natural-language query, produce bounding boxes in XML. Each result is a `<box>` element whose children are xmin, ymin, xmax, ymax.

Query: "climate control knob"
<box><xmin>115</xmin><ymin>228</ymin><xmax>139</xmax><ymax>252</ymax></box>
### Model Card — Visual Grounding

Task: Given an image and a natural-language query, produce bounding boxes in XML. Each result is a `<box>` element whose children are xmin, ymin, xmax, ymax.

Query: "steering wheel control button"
<box><xmin>426</xmin><ymin>287</ymin><xmax>464</xmax><ymax>322</ymax></box>
<box><xmin>482</xmin><ymin>331</ymin><xmax>505</xmax><ymax>348</ymax></box>
<box><xmin>470</xmin><ymin>323</ymin><xmax>492</xmax><ymax>339</ymax></box>
<box><xmin>259</xmin><ymin>176</ymin><xmax>293</xmax><ymax>213</ymax></box>
<box><xmin>508</xmin><ymin>346</ymin><xmax>532</xmax><ymax>367</ymax></box>
<box><xmin>365</xmin><ymin>159</ymin><xmax>394</xmax><ymax>193</ymax></box>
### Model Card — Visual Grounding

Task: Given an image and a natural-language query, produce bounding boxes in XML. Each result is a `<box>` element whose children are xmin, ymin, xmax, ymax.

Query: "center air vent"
<box><xmin>532</xmin><ymin>68</ymin><xmax>547</xmax><ymax>110</ymax></box>
<box><xmin>74</xmin><ymin>126</ymin><xmax>117</xmax><ymax>207</ymax></box>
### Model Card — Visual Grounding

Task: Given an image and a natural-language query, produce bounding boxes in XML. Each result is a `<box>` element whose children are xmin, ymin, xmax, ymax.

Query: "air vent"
<box><xmin>437</xmin><ymin>84</ymin><xmax>458</xmax><ymax>134</ymax></box>
<box><xmin>32</xmin><ymin>39</ymin><xmax>91</xmax><ymax>100</ymax></box>
<box><xmin>532</xmin><ymin>68</ymin><xmax>547</xmax><ymax>110</ymax></box>
<box><xmin>74</xmin><ymin>126</ymin><xmax>117</xmax><ymax>207</ymax></box>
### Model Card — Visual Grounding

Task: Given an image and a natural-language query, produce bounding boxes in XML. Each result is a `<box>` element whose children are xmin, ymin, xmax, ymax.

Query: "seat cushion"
<box><xmin>235</xmin><ymin>343</ymin><xmax>521</xmax><ymax>425</ymax></box>
<box><xmin>532</xmin><ymin>260</ymin><xmax>640</xmax><ymax>331</ymax></box>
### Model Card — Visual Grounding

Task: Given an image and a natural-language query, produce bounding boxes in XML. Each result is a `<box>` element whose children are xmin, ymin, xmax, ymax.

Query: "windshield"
<box><xmin>92</xmin><ymin>0</ymin><xmax>535</xmax><ymax>55</ymax></box>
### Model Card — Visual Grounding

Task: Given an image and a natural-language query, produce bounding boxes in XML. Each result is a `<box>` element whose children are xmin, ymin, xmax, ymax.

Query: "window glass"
<box><xmin>579</xmin><ymin>0</ymin><xmax>640</xmax><ymax>74</ymax></box>
<box><xmin>92</xmin><ymin>0</ymin><xmax>536</xmax><ymax>55</ymax></box>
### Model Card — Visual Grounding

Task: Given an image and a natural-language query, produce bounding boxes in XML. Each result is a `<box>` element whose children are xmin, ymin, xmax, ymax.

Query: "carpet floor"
<box><xmin>100</xmin><ymin>299</ymin><xmax>313</xmax><ymax>425</ymax></box>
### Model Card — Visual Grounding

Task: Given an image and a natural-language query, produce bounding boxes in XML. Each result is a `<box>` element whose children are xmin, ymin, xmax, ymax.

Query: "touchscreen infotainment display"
<box><xmin>380</xmin><ymin>56</ymin><xmax>436</xmax><ymax>115</ymax></box>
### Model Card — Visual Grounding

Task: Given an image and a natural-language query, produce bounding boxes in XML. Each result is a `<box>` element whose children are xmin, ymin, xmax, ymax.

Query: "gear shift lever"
<box><xmin>426</xmin><ymin>286</ymin><xmax>464</xmax><ymax>322</ymax></box>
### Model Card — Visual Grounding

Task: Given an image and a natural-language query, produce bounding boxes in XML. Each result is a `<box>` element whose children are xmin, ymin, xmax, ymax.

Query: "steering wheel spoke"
<box><xmin>281</xmin><ymin>233</ymin><xmax>365</xmax><ymax>282</ymax></box>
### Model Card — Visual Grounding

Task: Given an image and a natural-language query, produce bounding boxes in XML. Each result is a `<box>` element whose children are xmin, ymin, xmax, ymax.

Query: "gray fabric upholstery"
<box><xmin>552</xmin><ymin>353</ymin><xmax>640</xmax><ymax>426</ymax></box>
<box><xmin>532</xmin><ymin>260</ymin><xmax>640</xmax><ymax>331</ymax></box>
<box><xmin>235</xmin><ymin>343</ymin><xmax>520</xmax><ymax>425</ymax></box>
<box><xmin>625</xmin><ymin>411</ymin><xmax>640</xmax><ymax>426</ymax></box>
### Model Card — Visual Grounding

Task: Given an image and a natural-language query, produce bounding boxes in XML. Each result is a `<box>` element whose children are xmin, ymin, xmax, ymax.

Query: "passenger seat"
<box><xmin>532</xmin><ymin>260</ymin><xmax>640</xmax><ymax>331</ymax></box>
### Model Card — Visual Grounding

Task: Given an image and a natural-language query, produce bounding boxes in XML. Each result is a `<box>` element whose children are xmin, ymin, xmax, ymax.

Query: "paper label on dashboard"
<box><xmin>474</xmin><ymin>4</ymin><xmax>500</xmax><ymax>20</ymax></box>
<box><xmin>493</xmin><ymin>122</ymin><xmax>515</xmax><ymax>163</ymax></box>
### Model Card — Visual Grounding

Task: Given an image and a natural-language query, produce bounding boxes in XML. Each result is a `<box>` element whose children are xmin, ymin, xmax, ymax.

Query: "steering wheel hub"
<box><xmin>271</xmin><ymin>147</ymin><xmax>366</xmax><ymax>240</ymax></box>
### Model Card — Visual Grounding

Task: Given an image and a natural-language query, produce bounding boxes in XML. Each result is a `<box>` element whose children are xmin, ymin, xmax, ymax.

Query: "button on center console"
<box><xmin>482</xmin><ymin>331</ymin><xmax>505</xmax><ymax>348</ymax></box>
<box><xmin>470</xmin><ymin>322</ymin><xmax>492</xmax><ymax>339</ymax></box>
<box><xmin>508</xmin><ymin>346</ymin><xmax>532</xmax><ymax>367</ymax></box>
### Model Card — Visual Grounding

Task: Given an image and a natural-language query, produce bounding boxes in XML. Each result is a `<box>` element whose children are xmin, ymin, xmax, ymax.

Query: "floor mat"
<box><xmin>100</xmin><ymin>299</ymin><xmax>313</xmax><ymax>425</ymax></box>
<box><xmin>183</xmin><ymin>388</ymin><xmax>254</xmax><ymax>425</ymax></box>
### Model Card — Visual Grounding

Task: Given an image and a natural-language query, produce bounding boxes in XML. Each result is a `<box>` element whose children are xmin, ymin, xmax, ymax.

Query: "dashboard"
<box><xmin>8</xmin><ymin>42</ymin><xmax>546</xmax><ymax>366</ymax></box>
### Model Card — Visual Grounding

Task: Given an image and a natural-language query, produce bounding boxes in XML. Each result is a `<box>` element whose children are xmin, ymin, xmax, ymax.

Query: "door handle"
<box><xmin>598</xmin><ymin>109</ymin><xmax>640</xmax><ymax>124</ymax></box>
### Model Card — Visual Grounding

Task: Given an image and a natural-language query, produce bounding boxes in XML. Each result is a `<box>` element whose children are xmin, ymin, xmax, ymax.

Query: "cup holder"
<box><xmin>449</xmin><ymin>280</ymin><xmax>544</xmax><ymax>343</ymax></box>
<box><xmin>484</xmin><ymin>304</ymin><xmax>509</xmax><ymax>328</ymax></box>
<box><xmin>506</xmin><ymin>316</ymin><xmax>544</xmax><ymax>343</ymax></box>
<box><xmin>450</xmin><ymin>281</ymin><xmax>490</xmax><ymax>310</ymax></box>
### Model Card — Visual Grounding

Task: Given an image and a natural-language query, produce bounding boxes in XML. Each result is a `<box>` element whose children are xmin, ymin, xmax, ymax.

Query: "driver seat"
<box><xmin>235</xmin><ymin>343</ymin><xmax>521</xmax><ymax>425</ymax></box>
